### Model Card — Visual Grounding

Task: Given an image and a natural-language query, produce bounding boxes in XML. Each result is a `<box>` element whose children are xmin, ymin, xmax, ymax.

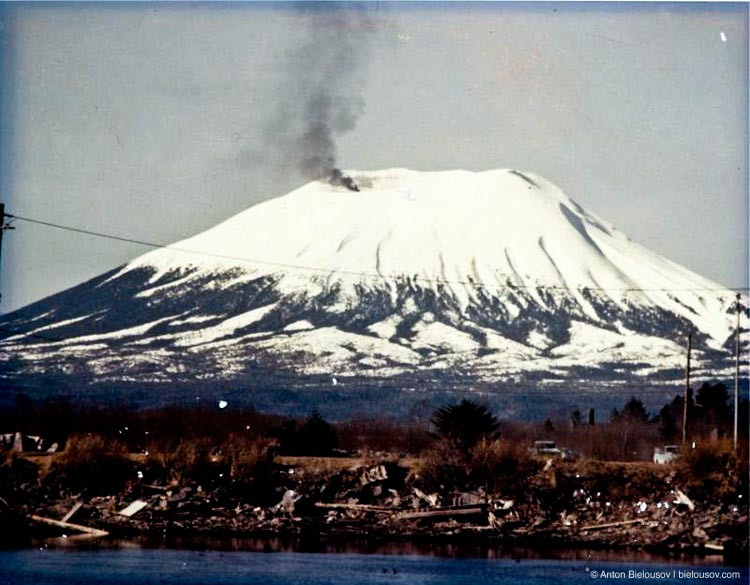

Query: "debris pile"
<box><xmin>5</xmin><ymin>454</ymin><xmax>748</xmax><ymax>558</ymax></box>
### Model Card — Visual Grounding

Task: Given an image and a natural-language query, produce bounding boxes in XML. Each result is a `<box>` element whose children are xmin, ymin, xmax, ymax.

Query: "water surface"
<box><xmin>1</xmin><ymin>545</ymin><xmax>747</xmax><ymax>585</ymax></box>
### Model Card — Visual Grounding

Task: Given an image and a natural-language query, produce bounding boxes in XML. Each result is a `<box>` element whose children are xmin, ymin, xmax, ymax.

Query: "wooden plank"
<box><xmin>580</xmin><ymin>519</ymin><xmax>643</xmax><ymax>532</ymax></box>
<box><xmin>30</xmin><ymin>514</ymin><xmax>109</xmax><ymax>538</ymax></box>
<box><xmin>61</xmin><ymin>502</ymin><xmax>83</xmax><ymax>523</ymax></box>
<box><xmin>118</xmin><ymin>500</ymin><xmax>149</xmax><ymax>517</ymax></box>
<box><xmin>397</xmin><ymin>507</ymin><xmax>485</xmax><ymax>521</ymax></box>
<box><xmin>314</xmin><ymin>503</ymin><xmax>392</xmax><ymax>512</ymax></box>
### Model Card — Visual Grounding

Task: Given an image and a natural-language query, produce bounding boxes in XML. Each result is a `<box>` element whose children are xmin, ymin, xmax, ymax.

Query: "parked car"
<box><xmin>653</xmin><ymin>445</ymin><xmax>680</xmax><ymax>464</ymax></box>
<box><xmin>530</xmin><ymin>440</ymin><xmax>560</xmax><ymax>456</ymax></box>
<box><xmin>529</xmin><ymin>441</ymin><xmax>579</xmax><ymax>460</ymax></box>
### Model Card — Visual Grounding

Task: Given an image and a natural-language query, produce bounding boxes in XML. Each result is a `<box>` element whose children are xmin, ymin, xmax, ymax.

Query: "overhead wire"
<box><xmin>1</xmin><ymin>211</ymin><xmax>745</xmax><ymax>400</ymax></box>
<box><xmin>7</xmin><ymin>213</ymin><xmax>749</xmax><ymax>294</ymax></box>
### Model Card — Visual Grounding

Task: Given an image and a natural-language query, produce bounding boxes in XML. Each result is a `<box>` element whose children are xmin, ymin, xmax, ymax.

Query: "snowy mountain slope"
<box><xmin>0</xmin><ymin>168</ymin><xmax>745</xmax><ymax>416</ymax></box>
<box><xmin>109</xmin><ymin>168</ymin><xmax>735</xmax><ymax>341</ymax></box>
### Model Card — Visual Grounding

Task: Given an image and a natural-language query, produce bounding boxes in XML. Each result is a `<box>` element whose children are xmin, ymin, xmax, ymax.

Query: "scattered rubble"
<box><xmin>118</xmin><ymin>500</ymin><xmax>149</xmax><ymax>518</ymax></box>
<box><xmin>61</xmin><ymin>501</ymin><xmax>83</xmax><ymax>523</ymax></box>
<box><xmin>29</xmin><ymin>514</ymin><xmax>109</xmax><ymax>538</ymax></box>
<box><xmin>3</xmin><ymin>455</ymin><xmax>747</xmax><ymax>560</ymax></box>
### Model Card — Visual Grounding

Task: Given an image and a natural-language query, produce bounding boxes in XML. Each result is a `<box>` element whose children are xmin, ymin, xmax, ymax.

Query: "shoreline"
<box><xmin>7</xmin><ymin>506</ymin><xmax>747</xmax><ymax>567</ymax></box>
<box><xmin>15</xmin><ymin>525</ymin><xmax>744</xmax><ymax>559</ymax></box>
<box><xmin>3</xmin><ymin>456</ymin><xmax>748</xmax><ymax>566</ymax></box>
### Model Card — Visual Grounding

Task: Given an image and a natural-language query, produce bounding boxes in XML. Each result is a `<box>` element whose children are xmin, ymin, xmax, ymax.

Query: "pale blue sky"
<box><xmin>1</xmin><ymin>2</ymin><xmax>747</xmax><ymax>312</ymax></box>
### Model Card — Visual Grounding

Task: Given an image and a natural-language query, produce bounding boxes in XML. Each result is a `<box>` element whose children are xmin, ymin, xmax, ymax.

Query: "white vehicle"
<box><xmin>653</xmin><ymin>445</ymin><xmax>680</xmax><ymax>464</ymax></box>
<box><xmin>529</xmin><ymin>441</ymin><xmax>579</xmax><ymax>460</ymax></box>
<box><xmin>530</xmin><ymin>440</ymin><xmax>562</xmax><ymax>457</ymax></box>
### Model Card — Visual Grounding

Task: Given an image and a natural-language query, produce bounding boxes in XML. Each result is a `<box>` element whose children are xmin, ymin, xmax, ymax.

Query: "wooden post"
<box><xmin>0</xmin><ymin>203</ymin><xmax>5</xmax><ymax>303</ymax></box>
<box><xmin>0</xmin><ymin>203</ymin><xmax>14</xmax><ymax>305</ymax></box>
<box><xmin>735</xmin><ymin>293</ymin><xmax>741</xmax><ymax>450</ymax></box>
<box><xmin>682</xmin><ymin>334</ymin><xmax>691</xmax><ymax>445</ymax></box>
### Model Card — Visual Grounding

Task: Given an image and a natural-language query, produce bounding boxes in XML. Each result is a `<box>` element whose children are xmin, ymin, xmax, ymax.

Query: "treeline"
<box><xmin>0</xmin><ymin>395</ymin><xmax>432</xmax><ymax>457</ymax></box>
<box><xmin>1</xmin><ymin>381</ymin><xmax>747</xmax><ymax>461</ymax></box>
<box><xmin>1</xmin><ymin>387</ymin><xmax>748</xmax><ymax>508</ymax></box>
<box><xmin>530</xmin><ymin>382</ymin><xmax>749</xmax><ymax>461</ymax></box>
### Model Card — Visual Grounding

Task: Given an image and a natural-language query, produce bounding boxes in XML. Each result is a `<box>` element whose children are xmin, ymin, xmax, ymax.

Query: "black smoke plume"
<box><xmin>328</xmin><ymin>168</ymin><xmax>360</xmax><ymax>192</ymax></box>
<box><xmin>263</xmin><ymin>8</ymin><xmax>374</xmax><ymax>191</ymax></box>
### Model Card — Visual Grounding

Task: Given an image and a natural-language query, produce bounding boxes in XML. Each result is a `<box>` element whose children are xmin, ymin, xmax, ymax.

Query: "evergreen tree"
<box><xmin>274</xmin><ymin>411</ymin><xmax>338</xmax><ymax>456</ymax></box>
<box><xmin>695</xmin><ymin>382</ymin><xmax>731</xmax><ymax>426</ymax></box>
<box><xmin>658</xmin><ymin>395</ymin><xmax>682</xmax><ymax>442</ymax></box>
<box><xmin>612</xmin><ymin>397</ymin><xmax>649</xmax><ymax>424</ymax></box>
<box><xmin>298</xmin><ymin>410</ymin><xmax>338</xmax><ymax>456</ymax></box>
<box><xmin>431</xmin><ymin>399</ymin><xmax>500</xmax><ymax>455</ymax></box>
<box><xmin>621</xmin><ymin>397</ymin><xmax>649</xmax><ymax>424</ymax></box>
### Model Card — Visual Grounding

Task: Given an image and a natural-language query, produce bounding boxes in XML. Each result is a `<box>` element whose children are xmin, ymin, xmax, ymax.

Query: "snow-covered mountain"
<box><xmin>1</xmin><ymin>169</ymin><xmax>745</xmax><ymax>418</ymax></box>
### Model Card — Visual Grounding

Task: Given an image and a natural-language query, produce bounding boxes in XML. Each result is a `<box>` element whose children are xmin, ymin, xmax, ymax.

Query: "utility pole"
<box><xmin>735</xmin><ymin>293</ymin><xmax>741</xmax><ymax>450</ymax></box>
<box><xmin>0</xmin><ymin>204</ymin><xmax>4</xmax><ymax>290</ymax></box>
<box><xmin>682</xmin><ymin>333</ymin><xmax>691</xmax><ymax>445</ymax></box>
<box><xmin>0</xmin><ymin>203</ymin><xmax>15</xmax><ymax>304</ymax></box>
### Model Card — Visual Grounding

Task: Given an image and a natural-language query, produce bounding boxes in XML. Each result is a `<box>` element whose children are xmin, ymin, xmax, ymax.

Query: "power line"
<box><xmin>3</xmin><ymin>212</ymin><xmax>745</xmax><ymax>392</ymax></box>
<box><xmin>2</xmin><ymin>211</ymin><xmax>745</xmax><ymax>411</ymax></box>
<box><xmin>8</xmin><ymin>213</ymin><xmax>750</xmax><ymax>294</ymax></box>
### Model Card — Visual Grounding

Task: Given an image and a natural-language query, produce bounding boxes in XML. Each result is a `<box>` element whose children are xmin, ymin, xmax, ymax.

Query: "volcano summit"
<box><xmin>0</xmin><ymin>169</ymin><xmax>743</xmax><ymax>417</ymax></box>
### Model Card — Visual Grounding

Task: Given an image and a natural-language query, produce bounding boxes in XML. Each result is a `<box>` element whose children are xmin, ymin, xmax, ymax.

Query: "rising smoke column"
<box><xmin>263</xmin><ymin>7</ymin><xmax>374</xmax><ymax>191</ymax></box>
